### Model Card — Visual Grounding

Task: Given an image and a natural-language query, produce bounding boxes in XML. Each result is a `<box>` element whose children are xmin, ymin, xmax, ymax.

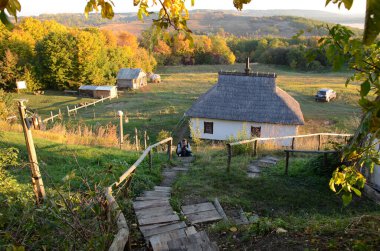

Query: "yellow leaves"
<box><xmin>229</xmin><ymin>226</ymin><xmax>238</xmax><ymax>232</ymax></box>
<box><xmin>84</xmin><ymin>0</ymin><xmax>114</xmax><ymax>20</ymax></box>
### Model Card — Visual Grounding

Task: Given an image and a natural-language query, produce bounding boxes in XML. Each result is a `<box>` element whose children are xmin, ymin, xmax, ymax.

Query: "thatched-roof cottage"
<box><xmin>185</xmin><ymin>59</ymin><xmax>304</xmax><ymax>146</ymax></box>
<box><xmin>117</xmin><ymin>68</ymin><xmax>147</xmax><ymax>89</ymax></box>
<box><xmin>79</xmin><ymin>85</ymin><xmax>117</xmax><ymax>98</ymax></box>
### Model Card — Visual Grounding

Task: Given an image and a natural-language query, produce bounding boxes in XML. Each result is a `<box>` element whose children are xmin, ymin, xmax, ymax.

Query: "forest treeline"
<box><xmin>0</xmin><ymin>18</ymin><xmax>156</xmax><ymax>91</ymax></box>
<box><xmin>1</xmin><ymin>17</ymin><xmax>335</xmax><ymax>91</ymax></box>
<box><xmin>228</xmin><ymin>36</ymin><xmax>330</xmax><ymax>71</ymax></box>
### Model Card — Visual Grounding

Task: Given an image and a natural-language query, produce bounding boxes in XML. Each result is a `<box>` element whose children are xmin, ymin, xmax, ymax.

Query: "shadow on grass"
<box><xmin>172</xmin><ymin>150</ymin><xmax>380</xmax><ymax>220</ymax></box>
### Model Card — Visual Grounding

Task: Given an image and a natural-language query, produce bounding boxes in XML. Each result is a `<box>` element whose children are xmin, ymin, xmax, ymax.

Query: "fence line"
<box><xmin>226</xmin><ymin>133</ymin><xmax>353</xmax><ymax>171</ymax></box>
<box><xmin>105</xmin><ymin>137</ymin><xmax>173</xmax><ymax>251</ymax></box>
<box><xmin>41</xmin><ymin>95</ymin><xmax>116</xmax><ymax>123</ymax></box>
<box><xmin>67</xmin><ymin>95</ymin><xmax>115</xmax><ymax>116</ymax></box>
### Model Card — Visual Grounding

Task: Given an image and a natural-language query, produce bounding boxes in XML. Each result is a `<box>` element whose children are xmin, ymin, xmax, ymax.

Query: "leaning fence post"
<box><xmin>67</xmin><ymin>106</ymin><xmax>70</xmax><ymax>117</ymax></box>
<box><xmin>50</xmin><ymin>111</ymin><xmax>53</xmax><ymax>122</ymax></box>
<box><xmin>227</xmin><ymin>144</ymin><xmax>232</xmax><ymax>172</ymax></box>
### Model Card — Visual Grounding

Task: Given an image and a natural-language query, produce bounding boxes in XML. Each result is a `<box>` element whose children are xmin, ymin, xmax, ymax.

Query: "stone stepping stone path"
<box><xmin>247</xmin><ymin>156</ymin><xmax>279</xmax><ymax>178</ymax></box>
<box><xmin>132</xmin><ymin>157</ymin><xmax>219</xmax><ymax>251</ymax></box>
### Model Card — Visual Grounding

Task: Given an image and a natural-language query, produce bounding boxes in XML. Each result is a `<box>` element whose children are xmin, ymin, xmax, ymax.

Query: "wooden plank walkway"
<box><xmin>132</xmin><ymin>157</ymin><xmax>218</xmax><ymax>251</ymax></box>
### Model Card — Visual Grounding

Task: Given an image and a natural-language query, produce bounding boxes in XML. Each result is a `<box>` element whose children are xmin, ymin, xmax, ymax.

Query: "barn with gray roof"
<box><xmin>117</xmin><ymin>68</ymin><xmax>147</xmax><ymax>89</ymax></box>
<box><xmin>185</xmin><ymin>60</ymin><xmax>304</xmax><ymax>145</ymax></box>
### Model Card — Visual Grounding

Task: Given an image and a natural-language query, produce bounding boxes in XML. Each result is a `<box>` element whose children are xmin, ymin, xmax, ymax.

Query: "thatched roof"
<box><xmin>185</xmin><ymin>71</ymin><xmax>304</xmax><ymax>125</ymax></box>
<box><xmin>117</xmin><ymin>68</ymin><xmax>145</xmax><ymax>80</ymax></box>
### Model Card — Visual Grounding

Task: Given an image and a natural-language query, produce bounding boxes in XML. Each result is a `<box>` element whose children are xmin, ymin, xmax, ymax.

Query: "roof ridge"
<box><xmin>219</xmin><ymin>71</ymin><xmax>277</xmax><ymax>78</ymax></box>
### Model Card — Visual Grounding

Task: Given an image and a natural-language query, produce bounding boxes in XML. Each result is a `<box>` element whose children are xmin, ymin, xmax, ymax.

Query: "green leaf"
<box><xmin>360</xmin><ymin>80</ymin><xmax>371</xmax><ymax>97</ymax></box>
<box><xmin>342</xmin><ymin>192</ymin><xmax>352</xmax><ymax>206</ymax></box>
<box><xmin>363</xmin><ymin>0</ymin><xmax>380</xmax><ymax>45</ymax></box>
<box><xmin>351</xmin><ymin>187</ymin><xmax>362</xmax><ymax>197</ymax></box>
<box><xmin>0</xmin><ymin>9</ymin><xmax>13</xmax><ymax>29</ymax></box>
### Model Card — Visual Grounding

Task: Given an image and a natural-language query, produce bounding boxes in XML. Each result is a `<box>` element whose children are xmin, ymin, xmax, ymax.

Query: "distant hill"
<box><xmin>30</xmin><ymin>9</ymin><xmax>363</xmax><ymax>38</ymax></box>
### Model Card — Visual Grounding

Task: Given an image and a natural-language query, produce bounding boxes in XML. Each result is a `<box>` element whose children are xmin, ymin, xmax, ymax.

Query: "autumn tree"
<box><xmin>0</xmin><ymin>49</ymin><xmax>19</xmax><ymax>90</ymax></box>
<box><xmin>35</xmin><ymin>32</ymin><xmax>78</xmax><ymax>90</ymax></box>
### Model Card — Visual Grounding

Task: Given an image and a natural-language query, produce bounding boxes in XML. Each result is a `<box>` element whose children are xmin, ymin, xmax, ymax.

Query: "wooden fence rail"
<box><xmin>105</xmin><ymin>137</ymin><xmax>173</xmax><ymax>251</ymax></box>
<box><xmin>67</xmin><ymin>95</ymin><xmax>115</xmax><ymax>116</ymax></box>
<box><xmin>226</xmin><ymin>133</ymin><xmax>352</xmax><ymax>171</ymax></box>
<box><xmin>41</xmin><ymin>95</ymin><xmax>116</xmax><ymax>123</ymax></box>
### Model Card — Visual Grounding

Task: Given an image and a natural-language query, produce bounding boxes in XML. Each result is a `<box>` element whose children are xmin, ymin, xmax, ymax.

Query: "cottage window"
<box><xmin>204</xmin><ymin>122</ymin><xmax>214</xmax><ymax>134</ymax></box>
<box><xmin>251</xmin><ymin>126</ymin><xmax>261</xmax><ymax>138</ymax></box>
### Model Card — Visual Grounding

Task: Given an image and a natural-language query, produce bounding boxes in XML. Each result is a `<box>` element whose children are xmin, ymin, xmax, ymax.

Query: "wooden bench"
<box><xmin>63</xmin><ymin>90</ymin><xmax>77</xmax><ymax>95</ymax></box>
<box><xmin>284</xmin><ymin>149</ymin><xmax>338</xmax><ymax>175</ymax></box>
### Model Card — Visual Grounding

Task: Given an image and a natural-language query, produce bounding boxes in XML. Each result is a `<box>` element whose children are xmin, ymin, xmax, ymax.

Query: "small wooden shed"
<box><xmin>78</xmin><ymin>85</ymin><xmax>117</xmax><ymax>98</ymax></box>
<box><xmin>117</xmin><ymin>68</ymin><xmax>147</xmax><ymax>89</ymax></box>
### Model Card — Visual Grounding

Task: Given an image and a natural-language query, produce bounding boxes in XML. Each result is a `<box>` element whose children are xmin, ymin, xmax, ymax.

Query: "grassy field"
<box><xmin>171</xmin><ymin>148</ymin><xmax>380</xmax><ymax>250</ymax></box>
<box><xmin>11</xmin><ymin>63</ymin><xmax>362</xmax><ymax>143</ymax></box>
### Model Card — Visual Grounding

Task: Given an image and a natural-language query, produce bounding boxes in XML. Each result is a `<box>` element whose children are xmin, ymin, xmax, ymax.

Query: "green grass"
<box><xmin>0</xmin><ymin>131</ymin><xmax>168</xmax><ymax>249</ymax></box>
<box><xmin>171</xmin><ymin>148</ymin><xmax>380</xmax><ymax>250</ymax></box>
<box><xmin>13</xmin><ymin>64</ymin><xmax>362</xmax><ymax>143</ymax></box>
<box><xmin>12</xmin><ymin>90</ymin><xmax>97</xmax><ymax>117</ymax></box>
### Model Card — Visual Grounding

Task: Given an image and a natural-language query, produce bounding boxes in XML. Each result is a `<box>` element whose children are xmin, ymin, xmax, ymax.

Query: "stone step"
<box><xmin>248</xmin><ymin>173</ymin><xmax>260</xmax><ymax>178</ymax></box>
<box><xmin>144</xmin><ymin>190</ymin><xmax>171</xmax><ymax>198</ymax></box>
<box><xmin>247</xmin><ymin>165</ymin><xmax>261</xmax><ymax>173</ymax></box>
<box><xmin>256</xmin><ymin>159</ymin><xmax>277</xmax><ymax>167</ymax></box>
<box><xmin>135</xmin><ymin>197</ymin><xmax>170</xmax><ymax>201</ymax></box>
<box><xmin>154</xmin><ymin>186</ymin><xmax>172</xmax><ymax>192</ymax></box>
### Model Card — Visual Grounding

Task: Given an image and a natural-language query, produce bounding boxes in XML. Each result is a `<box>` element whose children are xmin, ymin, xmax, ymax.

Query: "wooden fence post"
<box><xmin>50</xmin><ymin>111</ymin><xmax>54</xmax><ymax>122</ymax></box>
<box><xmin>291</xmin><ymin>137</ymin><xmax>295</xmax><ymax>150</ymax></box>
<box><xmin>118</xmin><ymin>111</ymin><xmax>124</xmax><ymax>149</ymax></box>
<box><xmin>148</xmin><ymin>149</ymin><xmax>152</xmax><ymax>170</ymax></box>
<box><xmin>253</xmin><ymin>140</ymin><xmax>258</xmax><ymax>157</ymax></box>
<box><xmin>227</xmin><ymin>144</ymin><xmax>232</xmax><ymax>172</ymax></box>
<box><xmin>17</xmin><ymin>100</ymin><xmax>46</xmax><ymax>204</ymax></box>
<box><xmin>318</xmin><ymin>134</ymin><xmax>322</xmax><ymax>151</ymax></box>
<box><xmin>67</xmin><ymin>106</ymin><xmax>70</xmax><ymax>117</ymax></box>
<box><xmin>285</xmin><ymin>151</ymin><xmax>290</xmax><ymax>175</ymax></box>
<box><xmin>135</xmin><ymin>128</ymin><xmax>139</xmax><ymax>151</ymax></box>
<box><xmin>144</xmin><ymin>131</ymin><xmax>147</xmax><ymax>150</ymax></box>
<box><xmin>167</xmin><ymin>139</ymin><xmax>172</xmax><ymax>161</ymax></box>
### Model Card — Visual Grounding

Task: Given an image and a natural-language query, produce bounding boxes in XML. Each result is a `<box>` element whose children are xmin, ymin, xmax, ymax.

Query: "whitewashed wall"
<box><xmin>367</xmin><ymin>141</ymin><xmax>380</xmax><ymax>190</ymax></box>
<box><xmin>190</xmin><ymin>118</ymin><xmax>298</xmax><ymax>146</ymax></box>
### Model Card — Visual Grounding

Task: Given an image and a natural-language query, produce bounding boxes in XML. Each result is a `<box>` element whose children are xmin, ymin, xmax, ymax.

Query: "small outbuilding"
<box><xmin>147</xmin><ymin>73</ymin><xmax>161</xmax><ymax>83</ymax></box>
<box><xmin>78</xmin><ymin>85</ymin><xmax>117</xmax><ymax>98</ymax></box>
<box><xmin>185</xmin><ymin>59</ymin><xmax>304</xmax><ymax>146</ymax></box>
<box><xmin>117</xmin><ymin>68</ymin><xmax>147</xmax><ymax>89</ymax></box>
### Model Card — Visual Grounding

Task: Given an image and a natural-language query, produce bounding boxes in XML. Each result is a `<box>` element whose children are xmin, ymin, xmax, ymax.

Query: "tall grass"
<box><xmin>0</xmin><ymin>121</ymin><xmax>136</xmax><ymax>149</ymax></box>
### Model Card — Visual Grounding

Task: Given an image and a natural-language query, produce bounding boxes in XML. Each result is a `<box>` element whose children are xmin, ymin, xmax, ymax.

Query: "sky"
<box><xmin>19</xmin><ymin>0</ymin><xmax>366</xmax><ymax>16</ymax></box>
